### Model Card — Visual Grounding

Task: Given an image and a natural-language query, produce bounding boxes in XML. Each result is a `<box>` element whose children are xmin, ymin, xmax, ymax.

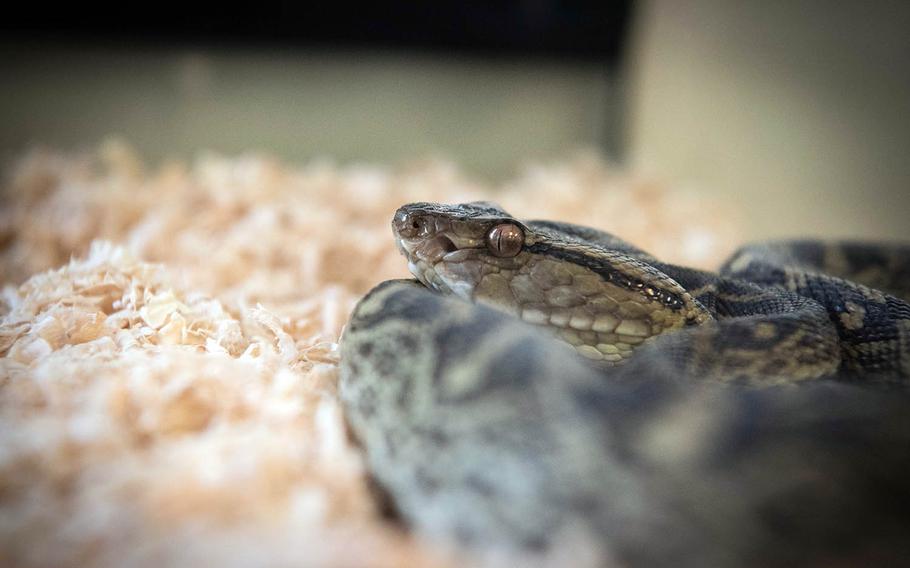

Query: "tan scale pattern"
<box><xmin>472</xmin><ymin>251</ymin><xmax>708</xmax><ymax>363</ymax></box>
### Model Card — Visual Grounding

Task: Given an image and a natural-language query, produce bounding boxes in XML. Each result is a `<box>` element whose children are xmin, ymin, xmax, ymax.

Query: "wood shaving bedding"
<box><xmin>0</xmin><ymin>141</ymin><xmax>739</xmax><ymax>567</ymax></box>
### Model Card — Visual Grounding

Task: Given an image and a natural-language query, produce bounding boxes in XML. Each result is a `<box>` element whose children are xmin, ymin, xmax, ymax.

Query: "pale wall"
<box><xmin>628</xmin><ymin>0</ymin><xmax>910</xmax><ymax>240</ymax></box>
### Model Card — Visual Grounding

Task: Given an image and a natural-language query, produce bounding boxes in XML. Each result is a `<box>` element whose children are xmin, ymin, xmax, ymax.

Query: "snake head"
<box><xmin>391</xmin><ymin>201</ymin><xmax>714</xmax><ymax>365</ymax></box>
<box><xmin>392</xmin><ymin>201</ymin><xmax>533</xmax><ymax>300</ymax></box>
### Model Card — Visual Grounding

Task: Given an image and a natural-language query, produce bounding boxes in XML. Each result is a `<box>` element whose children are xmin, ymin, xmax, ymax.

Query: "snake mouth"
<box><xmin>429</xmin><ymin>235</ymin><xmax>458</xmax><ymax>261</ymax></box>
<box><xmin>396</xmin><ymin>232</ymin><xmax>485</xmax><ymax>299</ymax></box>
<box><xmin>397</xmin><ymin>234</ymin><xmax>460</xmax><ymax>265</ymax></box>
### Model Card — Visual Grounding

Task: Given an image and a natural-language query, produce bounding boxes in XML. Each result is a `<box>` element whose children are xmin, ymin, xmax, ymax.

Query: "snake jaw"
<box><xmin>398</xmin><ymin>233</ymin><xmax>486</xmax><ymax>301</ymax></box>
<box><xmin>396</xmin><ymin>233</ymin><xmax>489</xmax><ymax>301</ymax></box>
<box><xmin>433</xmin><ymin>256</ymin><xmax>485</xmax><ymax>300</ymax></box>
<box><xmin>419</xmin><ymin>235</ymin><xmax>463</xmax><ymax>264</ymax></box>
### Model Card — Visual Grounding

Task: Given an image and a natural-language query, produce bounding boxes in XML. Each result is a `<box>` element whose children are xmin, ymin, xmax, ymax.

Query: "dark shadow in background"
<box><xmin>0</xmin><ymin>1</ymin><xmax>632</xmax><ymax>176</ymax></box>
<box><xmin>3</xmin><ymin>1</ymin><xmax>631</xmax><ymax>59</ymax></box>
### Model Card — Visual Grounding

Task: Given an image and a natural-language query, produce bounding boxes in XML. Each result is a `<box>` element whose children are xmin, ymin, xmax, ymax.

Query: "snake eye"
<box><xmin>486</xmin><ymin>223</ymin><xmax>524</xmax><ymax>257</ymax></box>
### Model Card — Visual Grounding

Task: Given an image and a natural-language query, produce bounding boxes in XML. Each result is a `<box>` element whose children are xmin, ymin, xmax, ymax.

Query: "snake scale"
<box><xmin>340</xmin><ymin>202</ymin><xmax>910</xmax><ymax>566</ymax></box>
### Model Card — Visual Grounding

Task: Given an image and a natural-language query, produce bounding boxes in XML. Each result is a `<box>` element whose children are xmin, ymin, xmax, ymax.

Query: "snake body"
<box><xmin>340</xmin><ymin>202</ymin><xmax>910</xmax><ymax>566</ymax></box>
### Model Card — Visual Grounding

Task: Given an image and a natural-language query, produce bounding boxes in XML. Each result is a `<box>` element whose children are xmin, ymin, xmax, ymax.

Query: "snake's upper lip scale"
<box><xmin>405</xmin><ymin>235</ymin><xmax>455</xmax><ymax>264</ymax></box>
<box><xmin>441</xmin><ymin>249</ymin><xmax>473</xmax><ymax>263</ymax></box>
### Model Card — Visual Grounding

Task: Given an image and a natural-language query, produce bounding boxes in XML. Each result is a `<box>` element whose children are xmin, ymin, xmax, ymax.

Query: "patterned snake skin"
<box><xmin>340</xmin><ymin>202</ymin><xmax>910</xmax><ymax>566</ymax></box>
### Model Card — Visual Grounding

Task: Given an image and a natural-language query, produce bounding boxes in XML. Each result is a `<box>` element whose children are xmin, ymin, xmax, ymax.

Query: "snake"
<box><xmin>339</xmin><ymin>202</ymin><xmax>910</xmax><ymax>566</ymax></box>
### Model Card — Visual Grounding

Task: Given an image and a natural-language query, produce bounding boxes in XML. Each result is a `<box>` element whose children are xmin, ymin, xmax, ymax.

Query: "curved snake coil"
<box><xmin>340</xmin><ymin>202</ymin><xmax>910</xmax><ymax>566</ymax></box>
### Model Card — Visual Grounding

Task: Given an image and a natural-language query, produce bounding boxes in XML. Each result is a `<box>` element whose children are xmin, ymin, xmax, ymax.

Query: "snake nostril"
<box><xmin>393</xmin><ymin>208</ymin><xmax>420</xmax><ymax>238</ymax></box>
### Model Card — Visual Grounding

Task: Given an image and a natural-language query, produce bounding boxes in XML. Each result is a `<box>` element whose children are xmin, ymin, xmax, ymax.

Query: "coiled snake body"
<box><xmin>340</xmin><ymin>202</ymin><xmax>910</xmax><ymax>566</ymax></box>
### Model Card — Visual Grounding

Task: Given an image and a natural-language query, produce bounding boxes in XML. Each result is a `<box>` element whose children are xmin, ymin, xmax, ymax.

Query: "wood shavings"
<box><xmin>0</xmin><ymin>141</ymin><xmax>739</xmax><ymax>568</ymax></box>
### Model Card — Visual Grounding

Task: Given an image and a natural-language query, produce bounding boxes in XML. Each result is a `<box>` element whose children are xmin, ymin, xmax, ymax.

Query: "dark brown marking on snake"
<box><xmin>527</xmin><ymin>219</ymin><xmax>656</xmax><ymax>260</ymax></box>
<box><xmin>522</xmin><ymin>534</ymin><xmax>550</xmax><ymax>552</ymax></box>
<box><xmin>483</xmin><ymin>343</ymin><xmax>540</xmax><ymax>394</ymax></box>
<box><xmin>372</xmin><ymin>333</ymin><xmax>418</xmax><ymax>378</ymax></box>
<box><xmin>354</xmin><ymin>285</ymin><xmax>443</xmax><ymax>330</ymax></box>
<box><xmin>419</xmin><ymin>427</ymin><xmax>450</xmax><ymax>447</ymax></box>
<box><xmin>349</xmin><ymin>383</ymin><xmax>378</xmax><ymax>418</ymax></box>
<box><xmin>525</xmin><ymin>242</ymin><xmax>686</xmax><ymax>310</ymax></box>
<box><xmin>454</xmin><ymin>524</ymin><xmax>479</xmax><ymax>546</ymax></box>
<box><xmin>431</xmin><ymin>312</ymin><xmax>505</xmax><ymax>402</ymax></box>
<box><xmin>464</xmin><ymin>474</ymin><xmax>496</xmax><ymax>498</ymax></box>
<box><xmin>415</xmin><ymin>467</ymin><xmax>441</xmax><ymax>493</ymax></box>
<box><xmin>382</xmin><ymin>429</ymin><xmax>401</xmax><ymax>459</ymax></box>
<box><xmin>395</xmin><ymin>379</ymin><xmax>413</xmax><ymax>408</ymax></box>
<box><xmin>365</xmin><ymin>474</ymin><xmax>405</xmax><ymax>522</ymax></box>
<box><xmin>399</xmin><ymin>335</ymin><xmax>418</xmax><ymax>353</ymax></box>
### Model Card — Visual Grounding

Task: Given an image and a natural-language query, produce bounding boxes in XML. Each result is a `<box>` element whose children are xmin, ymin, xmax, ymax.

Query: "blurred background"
<box><xmin>2</xmin><ymin>0</ymin><xmax>908</xmax><ymax>241</ymax></box>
